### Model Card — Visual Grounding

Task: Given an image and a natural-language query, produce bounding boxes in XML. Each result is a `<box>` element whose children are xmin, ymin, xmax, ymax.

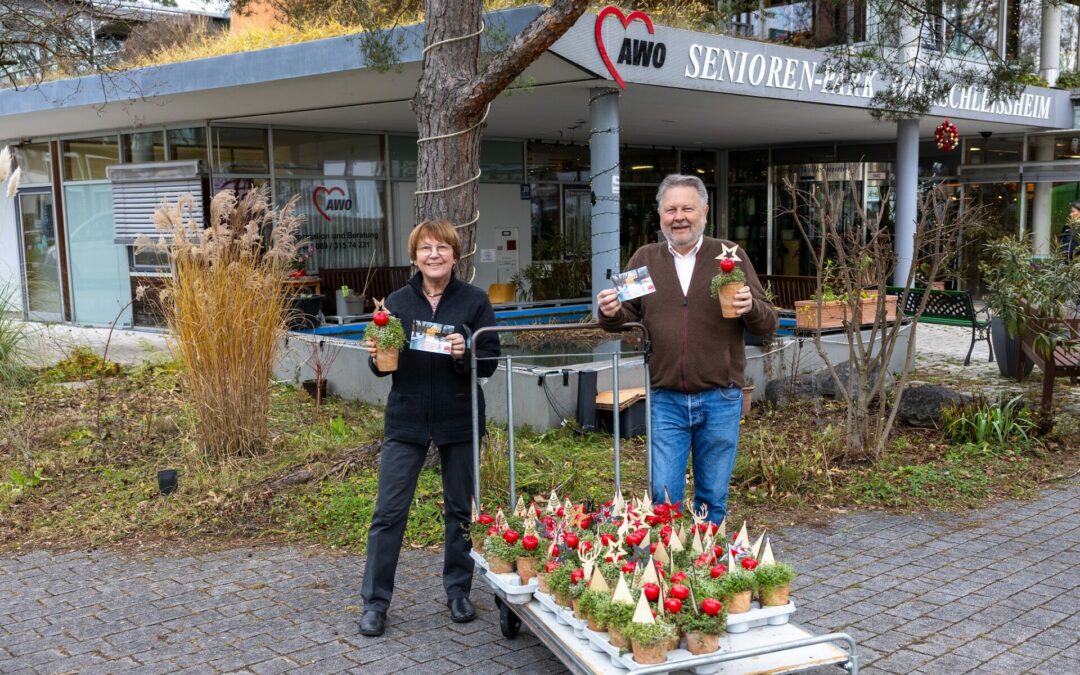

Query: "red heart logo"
<box><xmin>594</xmin><ymin>6</ymin><xmax>655</xmax><ymax>89</ymax></box>
<box><xmin>312</xmin><ymin>186</ymin><xmax>345</xmax><ymax>222</ymax></box>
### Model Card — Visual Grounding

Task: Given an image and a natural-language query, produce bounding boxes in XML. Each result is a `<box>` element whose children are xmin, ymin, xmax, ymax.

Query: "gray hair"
<box><xmin>656</xmin><ymin>174</ymin><xmax>709</xmax><ymax>209</ymax></box>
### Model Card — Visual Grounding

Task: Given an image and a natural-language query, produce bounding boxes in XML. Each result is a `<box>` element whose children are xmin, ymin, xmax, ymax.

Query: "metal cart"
<box><xmin>469</xmin><ymin>322</ymin><xmax>859</xmax><ymax>675</ymax></box>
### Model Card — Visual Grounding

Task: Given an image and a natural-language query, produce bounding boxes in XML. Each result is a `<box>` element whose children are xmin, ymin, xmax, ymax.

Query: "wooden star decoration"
<box><xmin>716</xmin><ymin>243</ymin><xmax>742</xmax><ymax>262</ymax></box>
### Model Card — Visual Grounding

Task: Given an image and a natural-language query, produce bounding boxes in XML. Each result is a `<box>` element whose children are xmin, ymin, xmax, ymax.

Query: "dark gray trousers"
<box><xmin>360</xmin><ymin>437</ymin><xmax>475</xmax><ymax>613</ymax></box>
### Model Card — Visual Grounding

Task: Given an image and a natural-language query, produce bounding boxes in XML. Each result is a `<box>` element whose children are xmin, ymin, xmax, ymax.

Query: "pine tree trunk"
<box><xmin>413</xmin><ymin>0</ymin><xmax>485</xmax><ymax>283</ymax></box>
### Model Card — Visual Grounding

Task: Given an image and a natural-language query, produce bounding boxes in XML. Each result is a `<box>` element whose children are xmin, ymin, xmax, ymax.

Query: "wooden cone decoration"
<box><xmin>668</xmin><ymin>531</ymin><xmax>684</xmax><ymax>553</ymax></box>
<box><xmin>675</xmin><ymin>524</ymin><xmax>687</xmax><ymax>546</ymax></box>
<box><xmin>760</xmin><ymin>538</ymin><xmax>776</xmax><ymax>565</ymax></box>
<box><xmin>750</xmin><ymin>530</ymin><xmax>766</xmax><ymax>559</ymax></box>
<box><xmin>514</xmin><ymin>496</ymin><xmax>527</xmax><ymax>518</ymax></box>
<box><xmin>546</xmin><ymin>490</ymin><xmax>559</xmax><ymax>513</ymax></box>
<box><xmin>470</xmin><ymin>498</ymin><xmax>479</xmax><ymax>523</ymax></box>
<box><xmin>735</xmin><ymin>521</ymin><xmax>750</xmax><ymax>548</ymax></box>
<box><xmin>588</xmin><ymin>566</ymin><xmax>610</xmax><ymax>594</ymax></box>
<box><xmin>691</xmin><ymin>529</ymin><xmax>704</xmax><ymax>555</ymax></box>
<box><xmin>523</xmin><ymin>511</ymin><xmax>538</xmax><ymax>538</ymax></box>
<box><xmin>641</xmin><ymin>492</ymin><xmax>653</xmax><ymax>514</ymax></box>
<box><xmin>632</xmin><ymin>592</ymin><xmax>655</xmax><ymax>624</ymax></box>
<box><xmin>495</xmin><ymin>508</ymin><xmax>507</xmax><ymax>531</ymax></box>
<box><xmin>717</xmin><ymin>517</ymin><xmax>726</xmax><ymax>541</ymax></box>
<box><xmin>613</xmin><ymin>573</ymin><xmax>634</xmax><ymax>604</ymax></box>
<box><xmin>727</xmin><ymin>550</ymin><xmax>737</xmax><ymax>574</ymax></box>
<box><xmin>653</xmin><ymin>542</ymin><xmax>670</xmax><ymax>565</ymax></box>
<box><xmin>640</xmin><ymin>557</ymin><xmax>660</xmax><ymax>586</ymax></box>
<box><xmin>613</xmin><ymin>491</ymin><xmax>626</xmax><ymax>518</ymax></box>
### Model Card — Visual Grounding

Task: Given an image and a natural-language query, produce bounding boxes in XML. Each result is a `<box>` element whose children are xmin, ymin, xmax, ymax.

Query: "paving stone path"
<box><xmin>1</xmin><ymin>477</ymin><xmax>1077</xmax><ymax>674</ymax></box>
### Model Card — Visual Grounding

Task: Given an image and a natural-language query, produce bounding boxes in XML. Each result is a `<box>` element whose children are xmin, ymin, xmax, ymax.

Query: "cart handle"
<box><xmin>468</xmin><ymin>322</ymin><xmax>651</xmax><ymax>514</ymax></box>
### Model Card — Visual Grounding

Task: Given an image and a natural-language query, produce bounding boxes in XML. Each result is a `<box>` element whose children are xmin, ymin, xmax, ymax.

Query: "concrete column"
<box><xmin>589</xmin><ymin>87</ymin><xmax>621</xmax><ymax>319</ymax></box>
<box><xmin>893</xmin><ymin>118</ymin><xmax>919</xmax><ymax>286</ymax></box>
<box><xmin>1041</xmin><ymin>0</ymin><xmax>1062</xmax><ymax>86</ymax></box>
<box><xmin>1031</xmin><ymin>136</ymin><xmax>1055</xmax><ymax>255</ymax></box>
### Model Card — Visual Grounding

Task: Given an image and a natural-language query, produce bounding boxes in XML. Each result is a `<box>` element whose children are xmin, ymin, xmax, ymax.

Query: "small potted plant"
<box><xmin>578</xmin><ymin>589</ymin><xmax>612</xmax><ymax>632</ymax></box>
<box><xmin>675</xmin><ymin>596</ymin><xmax>726</xmax><ymax>655</ymax></box>
<box><xmin>364</xmin><ymin>298</ymin><xmax>405</xmax><ymax>372</ymax></box>
<box><xmin>482</xmin><ymin>528</ymin><xmax>519</xmax><ymax>574</ymax></box>
<box><xmin>515</xmin><ymin>533</ymin><xmax>545</xmax><ymax>584</ymax></box>
<box><xmin>470</xmin><ymin>512</ymin><xmax>494</xmax><ymax>553</ymax></box>
<box><xmin>623</xmin><ymin>620</ymin><xmax>677</xmax><ymax>665</ymax></box>
<box><xmin>717</xmin><ymin>566</ymin><xmax>757</xmax><ymax>614</ymax></box>
<box><xmin>547</xmin><ymin>564</ymin><xmax>575</xmax><ymax>607</ymax></box>
<box><xmin>710</xmin><ymin>252</ymin><xmax>746</xmax><ymax>319</ymax></box>
<box><xmin>598</xmin><ymin>598</ymin><xmax>635</xmax><ymax>648</ymax></box>
<box><xmin>755</xmin><ymin>562</ymin><xmax>796</xmax><ymax>606</ymax></box>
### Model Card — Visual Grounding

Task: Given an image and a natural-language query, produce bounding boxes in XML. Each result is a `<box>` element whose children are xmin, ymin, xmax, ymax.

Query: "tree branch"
<box><xmin>464</xmin><ymin>0</ymin><xmax>588</xmax><ymax>111</ymax></box>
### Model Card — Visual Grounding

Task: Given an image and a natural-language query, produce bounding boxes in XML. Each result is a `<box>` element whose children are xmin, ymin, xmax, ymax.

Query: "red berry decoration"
<box><xmin>372</xmin><ymin>310</ymin><xmax>390</xmax><ymax>327</ymax></box>
<box><xmin>544</xmin><ymin>561</ymin><xmax>559</xmax><ymax>573</ymax></box>
<box><xmin>741</xmin><ymin>557</ymin><xmax>759</xmax><ymax>570</ymax></box>
<box><xmin>503</xmin><ymin>529</ymin><xmax>520</xmax><ymax>545</ymax></box>
<box><xmin>478</xmin><ymin>514</ymin><xmax>494</xmax><ymax>525</ymax></box>
<box><xmin>663</xmin><ymin>597</ymin><xmax>683</xmax><ymax>614</ymax></box>
<box><xmin>654</xmin><ymin>503</ymin><xmax>669</xmax><ymax>518</ymax></box>
<box><xmin>579</xmin><ymin>540</ymin><xmax>592</xmax><ymax>554</ymax></box>
<box><xmin>522</xmin><ymin>534</ymin><xmax>539</xmax><ymax>551</ymax></box>
<box><xmin>487</xmin><ymin>526</ymin><xmax>498</xmax><ymax>536</ymax></box>
<box><xmin>670</xmin><ymin>572</ymin><xmax>687</xmax><ymax>584</ymax></box>
<box><xmin>720</xmin><ymin>258</ymin><xmax>736</xmax><ymax>273</ymax></box>
<box><xmin>710</xmin><ymin>564</ymin><xmax>727</xmax><ymax>579</ymax></box>
<box><xmin>670</xmin><ymin>584</ymin><xmax>690</xmax><ymax>601</ymax></box>
<box><xmin>564</xmin><ymin>533</ymin><xmax>580</xmax><ymax>549</ymax></box>
<box><xmin>570</xmin><ymin>568</ymin><xmax>585</xmax><ymax>583</ymax></box>
<box><xmin>621</xmin><ymin>562</ymin><xmax>637</xmax><ymax>574</ymax></box>
<box><xmin>600</xmin><ymin>533</ymin><xmax>615</xmax><ymax>545</ymax></box>
<box><xmin>643</xmin><ymin>583</ymin><xmax>661</xmax><ymax>601</ymax></box>
<box><xmin>701</xmin><ymin>598</ymin><xmax>722</xmax><ymax>617</ymax></box>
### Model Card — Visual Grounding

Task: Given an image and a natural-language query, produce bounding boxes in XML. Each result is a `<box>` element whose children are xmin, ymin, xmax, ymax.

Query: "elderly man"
<box><xmin>597</xmin><ymin>174</ymin><xmax>777</xmax><ymax>523</ymax></box>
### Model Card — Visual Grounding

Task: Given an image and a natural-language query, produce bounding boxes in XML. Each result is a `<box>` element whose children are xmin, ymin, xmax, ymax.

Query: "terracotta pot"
<box><xmin>719</xmin><ymin>282</ymin><xmax>741</xmax><ymax>318</ymax></box>
<box><xmin>375</xmin><ymin>346</ymin><xmax>399</xmax><ymax>372</ymax></box>
<box><xmin>587</xmin><ymin>616</ymin><xmax>607</xmax><ymax>632</ymax></box>
<box><xmin>631</xmin><ymin>640</ymin><xmax>669</xmax><ymax>665</ymax></box>
<box><xmin>794</xmin><ymin>299</ymin><xmax>847</xmax><ymax>330</ymax></box>
<box><xmin>667</xmin><ymin>636</ymin><xmax>679</xmax><ymax>652</ymax></box>
<box><xmin>608</xmin><ymin>625</ymin><xmax>627</xmax><ymax>649</ymax></box>
<box><xmin>741</xmin><ymin>384</ymin><xmax>754</xmax><ymax>417</ymax></box>
<box><xmin>572</xmin><ymin>598</ymin><xmax>585</xmax><ymax>619</ymax></box>
<box><xmin>486</xmin><ymin>555</ymin><xmax>514</xmax><ymax>574</ymax></box>
<box><xmin>728</xmin><ymin>590</ymin><xmax>752</xmax><ymax>614</ymax></box>
<box><xmin>516</xmin><ymin>557</ymin><xmax>537</xmax><ymax>584</ymax></box>
<box><xmin>858</xmin><ymin>293</ymin><xmax>898</xmax><ymax>324</ymax></box>
<box><xmin>760</xmin><ymin>583</ymin><xmax>790</xmax><ymax>606</ymax></box>
<box><xmin>554</xmin><ymin>590</ymin><xmax>571</xmax><ymax>607</ymax></box>
<box><xmin>685</xmin><ymin>631</ymin><xmax>721</xmax><ymax>655</ymax></box>
<box><xmin>536</xmin><ymin>573</ymin><xmax>549</xmax><ymax>594</ymax></box>
<box><xmin>473</xmin><ymin>536</ymin><xmax>484</xmax><ymax>554</ymax></box>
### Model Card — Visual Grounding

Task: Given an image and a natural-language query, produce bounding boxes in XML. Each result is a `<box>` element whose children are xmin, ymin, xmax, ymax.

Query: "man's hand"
<box><xmin>597</xmin><ymin>288</ymin><xmax>622</xmax><ymax>318</ymax></box>
<box><xmin>733</xmin><ymin>286</ymin><xmax>754</xmax><ymax>315</ymax></box>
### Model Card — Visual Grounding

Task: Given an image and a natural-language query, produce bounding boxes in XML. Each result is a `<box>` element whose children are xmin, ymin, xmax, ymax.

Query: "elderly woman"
<box><xmin>358</xmin><ymin>219</ymin><xmax>500</xmax><ymax>637</ymax></box>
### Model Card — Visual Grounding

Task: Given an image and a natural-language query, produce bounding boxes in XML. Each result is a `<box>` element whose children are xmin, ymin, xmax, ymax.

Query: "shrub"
<box><xmin>0</xmin><ymin>282</ymin><xmax>31</xmax><ymax>387</ymax></box>
<box><xmin>142</xmin><ymin>188</ymin><xmax>302</xmax><ymax>458</ymax></box>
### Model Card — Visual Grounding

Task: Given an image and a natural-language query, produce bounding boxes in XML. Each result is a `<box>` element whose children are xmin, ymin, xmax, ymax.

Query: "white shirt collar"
<box><xmin>668</xmin><ymin>236</ymin><xmax>704</xmax><ymax>259</ymax></box>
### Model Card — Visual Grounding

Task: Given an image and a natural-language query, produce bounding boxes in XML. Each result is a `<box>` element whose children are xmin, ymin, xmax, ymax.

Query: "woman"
<box><xmin>358</xmin><ymin>219</ymin><xmax>500</xmax><ymax>637</ymax></box>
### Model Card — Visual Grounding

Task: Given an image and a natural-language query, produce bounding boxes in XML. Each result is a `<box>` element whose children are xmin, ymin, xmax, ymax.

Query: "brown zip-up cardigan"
<box><xmin>599</xmin><ymin>237</ymin><xmax>778</xmax><ymax>392</ymax></box>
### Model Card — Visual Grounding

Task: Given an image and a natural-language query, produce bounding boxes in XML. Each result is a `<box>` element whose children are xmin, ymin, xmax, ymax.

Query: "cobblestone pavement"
<box><xmin>2</xmin><ymin>478</ymin><xmax>1077</xmax><ymax>674</ymax></box>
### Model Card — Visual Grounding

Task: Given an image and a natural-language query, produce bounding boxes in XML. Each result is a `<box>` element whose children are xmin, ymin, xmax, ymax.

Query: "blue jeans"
<box><xmin>650</xmin><ymin>387</ymin><xmax>742</xmax><ymax>525</ymax></box>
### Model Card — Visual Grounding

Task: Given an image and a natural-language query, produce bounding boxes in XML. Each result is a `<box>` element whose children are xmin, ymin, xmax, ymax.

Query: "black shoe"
<box><xmin>358</xmin><ymin>610</ymin><xmax>386</xmax><ymax>637</ymax></box>
<box><xmin>447</xmin><ymin>596</ymin><xmax>476</xmax><ymax>623</ymax></box>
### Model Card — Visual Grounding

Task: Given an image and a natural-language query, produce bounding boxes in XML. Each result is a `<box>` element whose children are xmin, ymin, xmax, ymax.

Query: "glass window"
<box><xmin>771</xmin><ymin>145</ymin><xmax>835</xmax><ymax>165</ymax></box>
<box><xmin>729</xmin><ymin>150</ymin><xmax>768</xmax><ymax>184</ymax></box>
<box><xmin>121</xmin><ymin>131</ymin><xmax>165</xmax><ymax>163</ymax></box>
<box><xmin>62</xmin><ymin>135</ymin><xmax>120</xmax><ymax>181</ymax></box>
<box><xmin>65</xmin><ymin>183</ymin><xmax>130</xmax><ymax>324</ymax></box>
<box><xmin>1026</xmin><ymin>132</ymin><xmax>1080</xmax><ymax>161</ymax></box>
<box><xmin>729</xmin><ymin>185</ymin><xmax>768</xmax><ymax>273</ymax></box>
<box><xmin>167</xmin><ymin>127</ymin><xmax>208</xmax><ymax>163</ymax></box>
<box><xmin>274</xmin><ymin>130</ymin><xmax>384</xmax><ymax>177</ymax></box>
<box><xmin>529</xmin><ymin>183</ymin><xmax>561</xmax><ymax>251</ymax></box>
<box><xmin>132</xmin><ymin>248</ymin><xmax>170</xmax><ymax>271</ymax></box>
<box><xmin>681</xmin><ymin>150</ymin><xmax>716</xmax><ymax>184</ymax></box>
<box><xmin>919</xmin><ymin>140</ymin><xmax>959</xmax><ymax>178</ymax></box>
<box><xmin>620</xmin><ymin>146</ymin><xmax>677</xmax><ymax>185</ymax></box>
<box><xmin>836</xmin><ymin>143</ymin><xmax>893</xmax><ymax>162</ymax></box>
<box><xmin>964</xmin><ymin>136</ymin><xmax>1024</xmax><ymax>164</ymax></box>
<box><xmin>212</xmin><ymin>127</ymin><xmax>269</xmax><ymax>174</ymax></box>
<box><xmin>275</xmin><ymin>178</ymin><xmax>387</xmax><ymax>269</ymax></box>
<box><xmin>389</xmin><ymin>134</ymin><xmax>417</xmax><ymax>178</ymax></box>
<box><xmin>527</xmin><ymin>142</ymin><xmax>590</xmax><ymax>182</ymax></box>
<box><xmin>481</xmin><ymin>140</ymin><xmax>523</xmax><ymax>181</ymax></box>
<box><xmin>14</xmin><ymin>143</ymin><xmax>52</xmax><ymax>184</ymax></box>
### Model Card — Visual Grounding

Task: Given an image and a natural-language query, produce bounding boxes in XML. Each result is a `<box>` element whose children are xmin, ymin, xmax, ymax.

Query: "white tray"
<box><xmin>484</xmin><ymin>569</ymin><xmax>538</xmax><ymax>605</ymax></box>
<box><xmin>726</xmin><ymin>601</ymin><xmax>796</xmax><ymax>633</ymax></box>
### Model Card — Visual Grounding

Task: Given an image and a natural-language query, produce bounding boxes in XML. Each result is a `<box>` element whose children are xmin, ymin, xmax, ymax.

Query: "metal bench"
<box><xmin>1016</xmin><ymin>312</ymin><xmax>1080</xmax><ymax>415</ymax></box>
<box><xmin>887</xmin><ymin>287</ymin><xmax>992</xmax><ymax>366</ymax></box>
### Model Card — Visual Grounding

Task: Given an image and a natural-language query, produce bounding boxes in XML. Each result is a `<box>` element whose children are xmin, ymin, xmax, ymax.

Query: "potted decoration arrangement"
<box><xmin>363</xmin><ymin>298</ymin><xmax>405</xmax><ymax>372</ymax></box>
<box><xmin>674</xmin><ymin>590</ymin><xmax>726</xmax><ymax>656</ymax></box>
<box><xmin>514</xmin><ymin>532</ymin><xmax>544</xmax><ymax>584</ymax></box>
<box><xmin>335</xmin><ymin>284</ymin><xmax>367</xmax><ymax>317</ymax></box>
<box><xmin>710</xmin><ymin>245</ymin><xmax>746</xmax><ymax>319</ymax></box>
<box><xmin>623</xmin><ymin>593</ymin><xmax>678</xmax><ymax>665</ymax></box>
<box><xmin>482</xmin><ymin>527</ymin><xmax>519</xmax><ymax>574</ymax></box>
<box><xmin>717</xmin><ymin>561</ymin><xmax>758</xmax><ymax>614</ymax></box>
<box><xmin>756</xmin><ymin>561</ymin><xmax>796</xmax><ymax>606</ymax></box>
<box><xmin>470</xmin><ymin>511</ymin><xmax>495</xmax><ymax>553</ymax></box>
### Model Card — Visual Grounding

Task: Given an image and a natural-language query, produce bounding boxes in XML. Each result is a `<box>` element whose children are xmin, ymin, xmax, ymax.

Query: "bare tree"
<box><xmin>784</xmin><ymin>176</ymin><xmax>986</xmax><ymax>459</ymax></box>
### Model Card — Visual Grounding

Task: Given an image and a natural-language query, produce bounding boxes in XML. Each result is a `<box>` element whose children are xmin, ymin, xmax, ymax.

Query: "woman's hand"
<box><xmin>447</xmin><ymin>332</ymin><xmax>467</xmax><ymax>359</ymax></box>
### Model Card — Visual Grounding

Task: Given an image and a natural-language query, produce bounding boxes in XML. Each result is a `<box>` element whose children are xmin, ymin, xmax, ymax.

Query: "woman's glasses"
<box><xmin>418</xmin><ymin>244</ymin><xmax>452</xmax><ymax>257</ymax></box>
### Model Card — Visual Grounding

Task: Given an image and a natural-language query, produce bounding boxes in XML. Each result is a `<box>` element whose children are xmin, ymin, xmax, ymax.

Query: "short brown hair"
<box><xmin>408</xmin><ymin>219</ymin><xmax>461</xmax><ymax>261</ymax></box>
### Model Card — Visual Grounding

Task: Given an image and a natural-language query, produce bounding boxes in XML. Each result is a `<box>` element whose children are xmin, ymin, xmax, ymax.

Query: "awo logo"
<box><xmin>594</xmin><ymin>6</ymin><xmax>665</xmax><ymax>89</ymax></box>
<box><xmin>313</xmin><ymin>186</ymin><xmax>352</xmax><ymax>221</ymax></box>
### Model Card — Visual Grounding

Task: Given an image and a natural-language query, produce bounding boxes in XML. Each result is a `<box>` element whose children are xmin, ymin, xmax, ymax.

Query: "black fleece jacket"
<box><xmin>370</xmin><ymin>272</ymin><xmax>500</xmax><ymax>445</ymax></box>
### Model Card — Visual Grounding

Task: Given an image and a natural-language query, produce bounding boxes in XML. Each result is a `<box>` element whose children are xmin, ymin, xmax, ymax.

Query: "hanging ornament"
<box><xmin>935</xmin><ymin>119</ymin><xmax>959</xmax><ymax>152</ymax></box>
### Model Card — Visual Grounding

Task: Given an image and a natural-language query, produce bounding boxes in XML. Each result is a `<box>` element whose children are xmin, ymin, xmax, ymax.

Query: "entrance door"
<box><xmin>16</xmin><ymin>190</ymin><xmax>63</xmax><ymax>321</ymax></box>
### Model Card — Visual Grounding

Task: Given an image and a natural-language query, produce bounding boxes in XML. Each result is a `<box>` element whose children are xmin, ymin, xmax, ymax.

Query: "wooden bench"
<box><xmin>1016</xmin><ymin>313</ymin><xmax>1080</xmax><ymax>415</ymax></box>
<box><xmin>759</xmin><ymin>275</ymin><xmax>816</xmax><ymax>311</ymax></box>
<box><xmin>318</xmin><ymin>266</ymin><xmax>412</xmax><ymax>315</ymax></box>
<box><xmin>887</xmin><ymin>287</ymin><xmax>992</xmax><ymax>366</ymax></box>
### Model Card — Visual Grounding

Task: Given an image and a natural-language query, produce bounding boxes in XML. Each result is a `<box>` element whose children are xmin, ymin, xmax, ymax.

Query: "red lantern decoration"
<box><xmin>935</xmin><ymin>119</ymin><xmax>959</xmax><ymax>152</ymax></box>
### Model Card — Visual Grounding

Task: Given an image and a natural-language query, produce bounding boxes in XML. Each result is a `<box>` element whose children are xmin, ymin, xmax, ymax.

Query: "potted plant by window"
<box><xmin>363</xmin><ymin>298</ymin><xmax>405</xmax><ymax>372</ymax></box>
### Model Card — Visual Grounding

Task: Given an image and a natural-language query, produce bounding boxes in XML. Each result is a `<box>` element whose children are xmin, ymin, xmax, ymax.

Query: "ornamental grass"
<box><xmin>140</xmin><ymin>188</ymin><xmax>303</xmax><ymax>459</ymax></box>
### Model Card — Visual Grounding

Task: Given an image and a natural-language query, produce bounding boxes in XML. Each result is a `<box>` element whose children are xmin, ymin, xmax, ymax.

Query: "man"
<box><xmin>597</xmin><ymin>174</ymin><xmax>777</xmax><ymax>524</ymax></box>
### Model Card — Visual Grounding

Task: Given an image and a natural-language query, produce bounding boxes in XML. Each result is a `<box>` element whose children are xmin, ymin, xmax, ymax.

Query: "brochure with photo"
<box><xmin>611</xmin><ymin>266</ymin><xmax>656</xmax><ymax>302</ymax></box>
<box><xmin>409</xmin><ymin>320</ymin><xmax>455</xmax><ymax>355</ymax></box>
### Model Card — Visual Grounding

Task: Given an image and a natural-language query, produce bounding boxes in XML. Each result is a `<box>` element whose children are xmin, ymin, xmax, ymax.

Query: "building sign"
<box><xmin>313</xmin><ymin>185</ymin><xmax>353</xmax><ymax>221</ymax></box>
<box><xmin>555</xmin><ymin>7</ymin><xmax>1071</xmax><ymax>128</ymax></box>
